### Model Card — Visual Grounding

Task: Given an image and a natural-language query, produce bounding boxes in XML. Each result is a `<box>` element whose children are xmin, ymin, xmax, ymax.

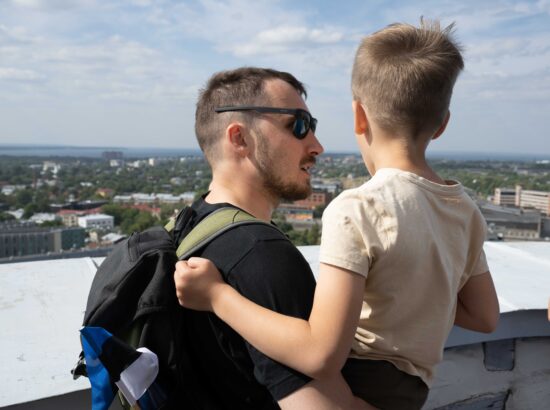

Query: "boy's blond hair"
<box><xmin>351</xmin><ymin>19</ymin><xmax>464</xmax><ymax>139</ymax></box>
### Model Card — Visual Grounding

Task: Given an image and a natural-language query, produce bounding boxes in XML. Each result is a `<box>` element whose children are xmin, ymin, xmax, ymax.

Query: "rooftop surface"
<box><xmin>1</xmin><ymin>241</ymin><xmax>550</xmax><ymax>407</ymax></box>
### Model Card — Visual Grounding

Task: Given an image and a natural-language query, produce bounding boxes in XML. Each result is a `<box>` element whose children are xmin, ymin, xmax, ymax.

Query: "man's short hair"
<box><xmin>351</xmin><ymin>19</ymin><xmax>464</xmax><ymax>138</ymax></box>
<box><xmin>195</xmin><ymin>67</ymin><xmax>307</xmax><ymax>163</ymax></box>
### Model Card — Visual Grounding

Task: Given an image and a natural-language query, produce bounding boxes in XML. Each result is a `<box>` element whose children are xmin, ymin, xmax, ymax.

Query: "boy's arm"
<box><xmin>175</xmin><ymin>258</ymin><xmax>365</xmax><ymax>378</ymax></box>
<box><xmin>454</xmin><ymin>271</ymin><xmax>499</xmax><ymax>333</ymax></box>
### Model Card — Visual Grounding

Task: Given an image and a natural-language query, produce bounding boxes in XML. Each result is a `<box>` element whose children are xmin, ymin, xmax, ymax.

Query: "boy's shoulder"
<box><xmin>328</xmin><ymin>169</ymin><xmax>415</xmax><ymax>206</ymax></box>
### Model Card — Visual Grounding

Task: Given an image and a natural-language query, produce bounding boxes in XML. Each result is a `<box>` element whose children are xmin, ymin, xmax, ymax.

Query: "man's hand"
<box><xmin>174</xmin><ymin>257</ymin><xmax>227</xmax><ymax>311</ymax></box>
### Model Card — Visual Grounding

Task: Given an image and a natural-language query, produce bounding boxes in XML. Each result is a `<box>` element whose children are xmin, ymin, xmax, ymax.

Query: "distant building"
<box><xmin>515</xmin><ymin>185</ymin><xmax>550</xmax><ymax>216</ymax></box>
<box><xmin>128</xmin><ymin>204</ymin><xmax>161</xmax><ymax>219</ymax></box>
<box><xmin>127</xmin><ymin>160</ymin><xmax>145</xmax><ymax>168</ymax></box>
<box><xmin>493</xmin><ymin>187</ymin><xmax>516</xmax><ymax>206</ymax></box>
<box><xmin>170</xmin><ymin>177</ymin><xmax>185</xmax><ymax>186</ymax></box>
<box><xmin>95</xmin><ymin>188</ymin><xmax>114</xmax><ymax>198</ymax></box>
<box><xmin>102</xmin><ymin>151</ymin><xmax>123</xmax><ymax>160</ymax></box>
<box><xmin>148</xmin><ymin>157</ymin><xmax>169</xmax><ymax>167</ymax></box>
<box><xmin>29</xmin><ymin>213</ymin><xmax>60</xmax><ymax>225</ymax></box>
<box><xmin>42</xmin><ymin>161</ymin><xmax>61</xmax><ymax>175</ymax></box>
<box><xmin>311</xmin><ymin>179</ymin><xmax>343</xmax><ymax>195</ymax></box>
<box><xmin>480</xmin><ymin>202</ymin><xmax>541</xmax><ymax>240</ymax></box>
<box><xmin>57</xmin><ymin>208</ymin><xmax>102</xmax><ymax>227</ymax></box>
<box><xmin>541</xmin><ymin>217</ymin><xmax>550</xmax><ymax>239</ymax></box>
<box><xmin>50</xmin><ymin>200</ymin><xmax>108</xmax><ymax>212</ymax></box>
<box><xmin>0</xmin><ymin>225</ymin><xmax>85</xmax><ymax>258</ymax></box>
<box><xmin>113</xmin><ymin>192</ymin><xmax>195</xmax><ymax>205</ymax></box>
<box><xmin>293</xmin><ymin>190</ymin><xmax>332</xmax><ymax>209</ymax></box>
<box><xmin>100</xmin><ymin>232</ymin><xmax>126</xmax><ymax>245</ymax></box>
<box><xmin>7</xmin><ymin>209</ymin><xmax>24</xmax><ymax>220</ymax></box>
<box><xmin>77</xmin><ymin>214</ymin><xmax>114</xmax><ymax>230</ymax></box>
<box><xmin>1</xmin><ymin>184</ymin><xmax>26</xmax><ymax>196</ymax></box>
<box><xmin>276</xmin><ymin>203</ymin><xmax>314</xmax><ymax>221</ymax></box>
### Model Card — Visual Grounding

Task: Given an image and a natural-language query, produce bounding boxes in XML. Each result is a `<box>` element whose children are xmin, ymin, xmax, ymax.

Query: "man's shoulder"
<box><xmin>200</xmin><ymin>220</ymin><xmax>299</xmax><ymax>271</ymax></box>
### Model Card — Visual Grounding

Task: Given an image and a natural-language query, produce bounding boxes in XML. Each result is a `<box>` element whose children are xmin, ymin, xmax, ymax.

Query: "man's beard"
<box><xmin>255</xmin><ymin>135</ymin><xmax>313</xmax><ymax>202</ymax></box>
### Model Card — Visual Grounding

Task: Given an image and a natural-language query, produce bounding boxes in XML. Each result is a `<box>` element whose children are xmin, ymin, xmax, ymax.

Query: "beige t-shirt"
<box><xmin>319</xmin><ymin>168</ymin><xmax>489</xmax><ymax>385</ymax></box>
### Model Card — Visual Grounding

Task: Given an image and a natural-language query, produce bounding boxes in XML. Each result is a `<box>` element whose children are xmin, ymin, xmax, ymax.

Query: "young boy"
<box><xmin>174</xmin><ymin>20</ymin><xmax>499</xmax><ymax>409</ymax></box>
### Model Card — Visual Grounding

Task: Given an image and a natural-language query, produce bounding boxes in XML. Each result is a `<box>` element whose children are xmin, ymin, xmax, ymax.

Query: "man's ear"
<box><xmin>433</xmin><ymin>111</ymin><xmax>450</xmax><ymax>141</ymax></box>
<box><xmin>227</xmin><ymin>123</ymin><xmax>249</xmax><ymax>156</ymax></box>
<box><xmin>352</xmin><ymin>100</ymin><xmax>369</xmax><ymax>135</ymax></box>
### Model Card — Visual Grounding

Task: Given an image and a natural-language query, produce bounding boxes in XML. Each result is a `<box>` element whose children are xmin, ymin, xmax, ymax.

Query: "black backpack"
<box><xmin>72</xmin><ymin>205</ymin><xmax>272</xmax><ymax>409</ymax></box>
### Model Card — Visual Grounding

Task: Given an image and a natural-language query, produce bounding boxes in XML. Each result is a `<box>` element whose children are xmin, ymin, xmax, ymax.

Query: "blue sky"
<box><xmin>0</xmin><ymin>0</ymin><xmax>549</xmax><ymax>154</ymax></box>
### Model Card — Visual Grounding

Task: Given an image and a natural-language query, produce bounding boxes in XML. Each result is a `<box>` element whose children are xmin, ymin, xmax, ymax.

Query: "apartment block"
<box><xmin>77</xmin><ymin>214</ymin><xmax>114</xmax><ymax>230</ymax></box>
<box><xmin>493</xmin><ymin>187</ymin><xmax>516</xmax><ymax>206</ymax></box>
<box><xmin>515</xmin><ymin>185</ymin><xmax>550</xmax><ymax>216</ymax></box>
<box><xmin>0</xmin><ymin>225</ymin><xmax>85</xmax><ymax>258</ymax></box>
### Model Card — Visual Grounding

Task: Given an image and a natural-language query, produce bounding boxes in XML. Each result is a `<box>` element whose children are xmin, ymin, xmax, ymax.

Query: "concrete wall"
<box><xmin>2</xmin><ymin>390</ymin><xmax>124</xmax><ymax>410</ymax></box>
<box><xmin>425</xmin><ymin>337</ymin><xmax>550</xmax><ymax>410</ymax></box>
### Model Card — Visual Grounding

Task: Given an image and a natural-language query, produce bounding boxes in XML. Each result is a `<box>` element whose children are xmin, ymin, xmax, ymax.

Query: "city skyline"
<box><xmin>0</xmin><ymin>0</ymin><xmax>549</xmax><ymax>154</ymax></box>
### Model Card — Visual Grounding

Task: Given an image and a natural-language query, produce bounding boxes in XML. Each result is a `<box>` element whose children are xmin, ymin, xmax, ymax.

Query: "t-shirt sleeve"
<box><xmin>469</xmin><ymin>210</ymin><xmax>490</xmax><ymax>277</ymax></box>
<box><xmin>319</xmin><ymin>194</ymin><xmax>373</xmax><ymax>278</ymax></box>
<box><xmin>471</xmin><ymin>247</ymin><xmax>489</xmax><ymax>276</ymax></box>
<box><xmin>225</xmin><ymin>237</ymin><xmax>315</xmax><ymax>400</ymax></box>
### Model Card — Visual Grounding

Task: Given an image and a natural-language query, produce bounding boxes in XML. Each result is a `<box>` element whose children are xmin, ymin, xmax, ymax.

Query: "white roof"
<box><xmin>1</xmin><ymin>241</ymin><xmax>549</xmax><ymax>406</ymax></box>
<box><xmin>78</xmin><ymin>213</ymin><xmax>113</xmax><ymax>221</ymax></box>
<box><xmin>0</xmin><ymin>258</ymin><xmax>97</xmax><ymax>406</ymax></box>
<box><xmin>484</xmin><ymin>241</ymin><xmax>550</xmax><ymax>312</ymax></box>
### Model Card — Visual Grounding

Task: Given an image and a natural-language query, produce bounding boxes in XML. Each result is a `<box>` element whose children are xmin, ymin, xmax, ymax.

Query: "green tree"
<box><xmin>0</xmin><ymin>212</ymin><xmax>15</xmax><ymax>222</ymax></box>
<box><xmin>15</xmin><ymin>189</ymin><xmax>33</xmax><ymax>208</ymax></box>
<box><xmin>307</xmin><ymin>223</ymin><xmax>321</xmax><ymax>245</ymax></box>
<box><xmin>122</xmin><ymin>210</ymin><xmax>157</xmax><ymax>234</ymax></box>
<box><xmin>101</xmin><ymin>204</ymin><xmax>127</xmax><ymax>226</ymax></box>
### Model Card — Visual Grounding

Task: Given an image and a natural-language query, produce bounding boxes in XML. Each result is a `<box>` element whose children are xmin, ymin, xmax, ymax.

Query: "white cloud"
<box><xmin>0</xmin><ymin>24</ymin><xmax>41</xmax><ymax>44</ymax></box>
<box><xmin>9</xmin><ymin>0</ymin><xmax>94</xmax><ymax>11</ymax></box>
<box><xmin>0</xmin><ymin>67</ymin><xmax>44</xmax><ymax>81</ymax></box>
<box><xmin>228</xmin><ymin>26</ymin><xmax>344</xmax><ymax>57</ymax></box>
<box><xmin>0</xmin><ymin>0</ymin><xmax>548</xmax><ymax>152</ymax></box>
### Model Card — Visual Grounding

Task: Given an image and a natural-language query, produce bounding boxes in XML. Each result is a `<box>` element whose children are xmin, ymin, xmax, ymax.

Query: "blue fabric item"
<box><xmin>80</xmin><ymin>327</ymin><xmax>116</xmax><ymax>410</ymax></box>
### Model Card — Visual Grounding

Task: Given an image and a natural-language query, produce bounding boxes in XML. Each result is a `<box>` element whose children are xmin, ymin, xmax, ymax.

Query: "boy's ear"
<box><xmin>352</xmin><ymin>100</ymin><xmax>369</xmax><ymax>135</ymax></box>
<box><xmin>433</xmin><ymin>111</ymin><xmax>451</xmax><ymax>141</ymax></box>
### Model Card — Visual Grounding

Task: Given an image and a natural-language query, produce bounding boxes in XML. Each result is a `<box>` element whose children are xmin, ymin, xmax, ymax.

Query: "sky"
<box><xmin>0</xmin><ymin>0</ymin><xmax>549</xmax><ymax>155</ymax></box>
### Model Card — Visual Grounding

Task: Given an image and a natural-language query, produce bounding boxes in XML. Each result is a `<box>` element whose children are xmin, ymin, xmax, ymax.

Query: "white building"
<box><xmin>42</xmin><ymin>161</ymin><xmax>61</xmax><ymax>175</ymax></box>
<box><xmin>516</xmin><ymin>185</ymin><xmax>550</xmax><ymax>216</ymax></box>
<box><xmin>29</xmin><ymin>213</ymin><xmax>60</xmax><ymax>225</ymax></box>
<box><xmin>1</xmin><ymin>185</ymin><xmax>26</xmax><ymax>196</ymax></box>
<box><xmin>77</xmin><ymin>214</ymin><xmax>114</xmax><ymax>230</ymax></box>
<box><xmin>493</xmin><ymin>187</ymin><xmax>516</xmax><ymax>206</ymax></box>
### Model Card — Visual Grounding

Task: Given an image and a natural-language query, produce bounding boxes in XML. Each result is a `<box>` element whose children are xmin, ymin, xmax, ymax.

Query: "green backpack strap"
<box><xmin>164</xmin><ymin>217</ymin><xmax>177</xmax><ymax>233</ymax></box>
<box><xmin>174</xmin><ymin>207</ymin><xmax>274</xmax><ymax>260</ymax></box>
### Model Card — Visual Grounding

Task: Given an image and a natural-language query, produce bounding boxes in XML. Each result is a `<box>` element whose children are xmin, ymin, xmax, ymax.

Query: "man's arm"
<box><xmin>454</xmin><ymin>271</ymin><xmax>499</xmax><ymax>333</ymax></box>
<box><xmin>175</xmin><ymin>258</ymin><xmax>365</xmax><ymax>378</ymax></box>
<box><xmin>278</xmin><ymin>373</ymin><xmax>377</xmax><ymax>410</ymax></box>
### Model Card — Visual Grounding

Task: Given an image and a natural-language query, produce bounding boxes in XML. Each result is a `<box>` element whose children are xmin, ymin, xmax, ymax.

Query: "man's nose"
<box><xmin>307</xmin><ymin>130</ymin><xmax>324</xmax><ymax>156</ymax></box>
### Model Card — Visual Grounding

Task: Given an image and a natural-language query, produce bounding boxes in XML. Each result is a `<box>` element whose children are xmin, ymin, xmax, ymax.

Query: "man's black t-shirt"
<box><xmin>184</xmin><ymin>198</ymin><xmax>316</xmax><ymax>409</ymax></box>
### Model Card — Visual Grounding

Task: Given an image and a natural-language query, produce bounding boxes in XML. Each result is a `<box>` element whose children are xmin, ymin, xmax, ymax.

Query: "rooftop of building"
<box><xmin>1</xmin><ymin>241</ymin><xmax>549</xmax><ymax>408</ymax></box>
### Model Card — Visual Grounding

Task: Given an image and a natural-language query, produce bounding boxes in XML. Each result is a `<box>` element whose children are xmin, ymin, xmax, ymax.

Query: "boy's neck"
<box><xmin>369</xmin><ymin>137</ymin><xmax>446</xmax><ymax>185</ymax></box>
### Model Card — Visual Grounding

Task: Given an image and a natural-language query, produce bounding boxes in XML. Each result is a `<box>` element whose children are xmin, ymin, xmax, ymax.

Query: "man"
<box><xmin>174</xmin><ymin>67</ymin><xmax>370</xmax><ymax>409</ymax></box>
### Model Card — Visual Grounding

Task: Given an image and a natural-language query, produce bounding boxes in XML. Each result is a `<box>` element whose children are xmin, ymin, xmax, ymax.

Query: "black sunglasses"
<box><xmin>215</xmin><ymin>106</ymin><xmax>317</xmax><ymax>140</ymax></box>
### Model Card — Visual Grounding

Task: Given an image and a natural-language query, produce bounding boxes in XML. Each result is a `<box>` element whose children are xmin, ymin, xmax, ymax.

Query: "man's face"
<box><xmin>251</xmin><ymin>79</ymin><xmax>324</xmax><ymax>202</ymax></box>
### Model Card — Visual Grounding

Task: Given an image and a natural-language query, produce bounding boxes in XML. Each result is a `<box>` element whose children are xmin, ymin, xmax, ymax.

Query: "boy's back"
<box><xmin>315</xmin><ymin>19</ymin><xmax>499</xmax><ymax>409</ymax></box>
<box><xmin>320</xmin><ymin>167</ymin><xmax>488</xmax><ymax>384</ymax></box>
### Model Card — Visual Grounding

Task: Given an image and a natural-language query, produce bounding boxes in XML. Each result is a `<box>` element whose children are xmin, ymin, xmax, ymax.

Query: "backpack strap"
<box><xmin>174</xmin><ymin>207</ymin><xmax>278</xmax><ymax>260</ymax></box>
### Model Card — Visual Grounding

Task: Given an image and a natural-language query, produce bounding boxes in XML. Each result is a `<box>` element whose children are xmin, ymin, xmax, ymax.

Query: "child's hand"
<box><xmin>174</xmin><ymin>257</ymin><xmax>226</xmax><ymax>312</ymax></box>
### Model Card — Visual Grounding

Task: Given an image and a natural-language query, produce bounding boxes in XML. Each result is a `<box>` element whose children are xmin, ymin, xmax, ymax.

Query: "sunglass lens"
<box><xmin>293</xmin><ymin>117</ymin><xmax>306</xmax><ymax>139</ymax></box>
<box><xmin>310</xmin><ymin>117</ymin><xmax>317</xmax><ymax>134</ymax></box>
